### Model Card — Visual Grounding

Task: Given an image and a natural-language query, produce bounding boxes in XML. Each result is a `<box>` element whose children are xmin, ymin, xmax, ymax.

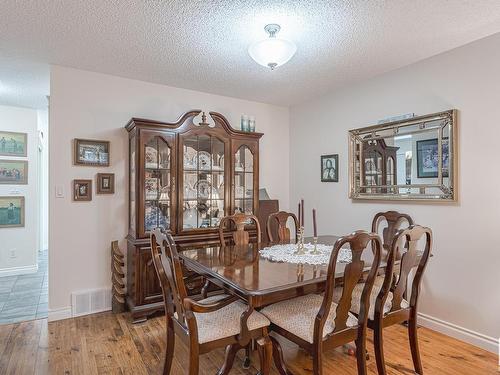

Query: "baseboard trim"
<box><xmin>418</xmin><ymin>312</ymin><xmax>498</xmax><ymax>353</ymax></box>
<box><xmin>0</xmin><ymin>264</ymin><xmax>38</xmax><ymax>277</ymax></box>
<box><xmin>48</xmin><ymin>307</ymin><xmax>72</xmax><ymax>322</ymax></box>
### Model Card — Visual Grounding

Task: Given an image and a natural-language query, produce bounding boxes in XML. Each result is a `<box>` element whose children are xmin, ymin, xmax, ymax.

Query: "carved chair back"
<box><xmin>372</xmin><ymin>211</ymin><xmax>414</xmax><ymax>259</ymax></box>
<box><xmin>317</xmin><ymin>231</ymin><xmax>382</xmax><ymax>337</ymax></box>
<box><xmin>266</xmin><ymin>211</ymin><xmax>299</xmax><ymax>243</ymax></box>
<box><xmin>377</xmin><ymin>225</ymin><xmax>432</xmax><ymax>314</ymax></box>
<box><xmin>219</xmin><ymin>213</ymin><xmax>262</xmax><ymax>246</ymax></box>
<box><xmin>150</xmin><ymin>228</ymin><xmax>190</xmax><ymax>330</ymax></box>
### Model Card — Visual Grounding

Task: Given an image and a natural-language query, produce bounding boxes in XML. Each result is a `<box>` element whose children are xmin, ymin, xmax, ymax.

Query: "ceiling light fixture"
<box><xmin>248</xmin><ymin>24</ymin><xmax>297</xmax><ymax>70</ymax></box>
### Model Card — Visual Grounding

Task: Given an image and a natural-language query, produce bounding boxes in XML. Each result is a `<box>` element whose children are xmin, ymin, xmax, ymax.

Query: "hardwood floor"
<box><xmin>0</xmin><ymin>312</ymin><xmax>497</xmax><ymax>374</ymax></box>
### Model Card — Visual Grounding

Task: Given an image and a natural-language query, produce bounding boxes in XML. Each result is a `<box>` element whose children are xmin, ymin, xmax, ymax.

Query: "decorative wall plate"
<box><xmin>198</xmin><ymin>151</ymin><xmax>211</xmax><ymax>170</ymax></box>
<box><xmin>195</xmin><ymin>179</ymin><xmax>211</xmax><ymax>199</ymax></box>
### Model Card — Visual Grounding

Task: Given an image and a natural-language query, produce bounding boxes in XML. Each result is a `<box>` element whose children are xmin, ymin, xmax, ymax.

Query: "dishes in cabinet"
<box><xmin>145</xmin><ymin>178</ymin><xmax>158</xmax><ymax>200</ymax></box>
<box><xmin>194</xmin><ymin>179</ymin><xmax>212</xmax><ymax>199</ymax></box>
<box><xmin>197</xmin><ymin>151</ymin><xmax>211</xmax><ymax>170</ymax></box>
<box><xmin>145</xmin><ymin>204</ymin><xmax>168</xmax><ymax>231</ymax></box>
<box><xmin>145</xmin><ymin>146</ymin><xmax>158</xmax><ymax>169</ymax></box>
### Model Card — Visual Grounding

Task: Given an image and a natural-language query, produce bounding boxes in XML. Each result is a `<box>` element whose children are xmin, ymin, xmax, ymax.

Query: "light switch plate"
<box><xmin>55</xmin><ymin>185</ymin><xmax>64</xmax><ymax>198</ymax></box>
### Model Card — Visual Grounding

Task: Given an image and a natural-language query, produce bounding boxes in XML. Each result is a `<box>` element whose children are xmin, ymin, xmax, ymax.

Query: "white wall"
<box><xmin>290</xmin><ymin>33</ymin><xmax>500</xmax><ymax>352</ymax></box>
<box><xmin>49</xmin><ymin>66</ymin><xmax>290</xmax><ymax>316</ymax></box>
<box><xmin>0</xmin><ymin>105</ymin><xmax>39</xmax><ymax>274</ymax></box>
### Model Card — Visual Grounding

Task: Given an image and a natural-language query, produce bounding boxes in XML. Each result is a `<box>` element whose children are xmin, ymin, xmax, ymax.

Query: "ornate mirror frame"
<box><xmin>348</xmin><ymin>109</ymin><xmax>458</xmax><ymax>202</ymax></box>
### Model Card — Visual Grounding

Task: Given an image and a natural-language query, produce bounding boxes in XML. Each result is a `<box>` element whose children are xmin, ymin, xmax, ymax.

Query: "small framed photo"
<box><xmin>97</xmin><ymin>173</ymin><xmax>115</xmax><ymax>194</ymax></box>
<box><xmin>0</xmin><ymin>160</ymin><xmax>28</xmax><ymax>184</ymax></box>
<box><xmin>0</xmin><ymin>196</ymin><xmax>25</xmax><ymax>228</ymax></box>
<box><xmin>74</xmin><ymin>139</ymin><xmax>110</xmax><ymax>166</ymax></box>
<box><xmin>0</xmin><ymin>131</ymin><xmax>27</xmax><ymax>157</ymax></box>
<box><xmin>73</xmin><ymin>179</ymin><xmax>92</xmax><ymax>201</ymax></box>
<box><xmin>321</xmin><ymin>154</ymin><xmax>339</xmax><ymax>182</ymax></box>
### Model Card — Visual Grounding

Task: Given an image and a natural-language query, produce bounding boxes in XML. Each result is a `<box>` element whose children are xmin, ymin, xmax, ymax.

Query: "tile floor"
<box><xmin>0</xmin><ymin>249</ymin><xmax>48</xmax><ymax>324</ymax></box>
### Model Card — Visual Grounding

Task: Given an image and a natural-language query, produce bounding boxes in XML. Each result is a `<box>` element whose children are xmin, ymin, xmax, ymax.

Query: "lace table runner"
<box><xmin>259</xmin><ymin>243</ymin><xmax>352</xmax><ymax>266</ymax></box>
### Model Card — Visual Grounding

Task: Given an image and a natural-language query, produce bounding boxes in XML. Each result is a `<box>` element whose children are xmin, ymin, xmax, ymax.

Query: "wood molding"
<box><xmin>418</xmin><ymin>312</ymin><xmax>498</xmax><ymax>354</ymax></box>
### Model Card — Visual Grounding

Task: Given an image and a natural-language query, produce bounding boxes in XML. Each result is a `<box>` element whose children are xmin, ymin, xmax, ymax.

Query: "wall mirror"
<box><xmin>349</xmin><ymin>110</ymin><xmax>457</xmax><ymax>201</ymax></box>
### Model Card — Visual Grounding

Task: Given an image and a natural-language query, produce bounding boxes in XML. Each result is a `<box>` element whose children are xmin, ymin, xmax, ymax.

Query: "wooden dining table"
<box><xmin>179</xmin><ymin>235</ymin><xmax>384</xmax><ymax>374</ymax></box>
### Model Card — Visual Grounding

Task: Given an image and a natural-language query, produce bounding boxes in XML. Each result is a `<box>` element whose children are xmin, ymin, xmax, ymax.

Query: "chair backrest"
<box><xmin>317</xmin><ymin>231</ymin><xmax>382</xmax><ymax>336</ymax></box>
<box><xmin>372</xmin><ymin>211</ymin><xmax>413</xmax><ymax>259</ymax></box>
<box><xmin>219</xmin><ymin>213</ymin><xmax>261</xmax><ymax>246</ymax></box>
<box><xmin>380</xmin><ymin>225</ymin><xmax>432</xmax><ymax>313</ymax></box>
<box><xmin>266</xmin><ymin>211</ymin><xmax>299</xmax><ymax>243</ymax></box>
<box><xmin>150</xmin><ymin>228</ymin><xmax>189</xmax><ymax>329</ymax></box>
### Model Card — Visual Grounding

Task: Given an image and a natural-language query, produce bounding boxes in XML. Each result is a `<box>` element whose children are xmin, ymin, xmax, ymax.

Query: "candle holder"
<box><xmin>310</xmin><ymin>236</ymin><xmax>321</xmax><ymax>255</ymax></box>
<box><xmin>294</xmin><ymin>226</ymin><xmax>306</xmax><ymax>255</ymax></box>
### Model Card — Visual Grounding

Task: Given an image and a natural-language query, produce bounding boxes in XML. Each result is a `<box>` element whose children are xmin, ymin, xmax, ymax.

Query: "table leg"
<box><xmin>237</xmin><ymin>305</ymin><xmax>254</xmax><ymax>369</ymax></box>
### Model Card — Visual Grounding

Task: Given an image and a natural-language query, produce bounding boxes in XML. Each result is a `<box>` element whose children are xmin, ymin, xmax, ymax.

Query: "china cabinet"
<box><xmin>125</xmin><ymin>110</ymin><xmax>262</xmax><ymax>321</ymax></box>
<box><xmin>360</xmin><ymin>139</ymin><xmax>398</xmax><ymax>194</ymax></box>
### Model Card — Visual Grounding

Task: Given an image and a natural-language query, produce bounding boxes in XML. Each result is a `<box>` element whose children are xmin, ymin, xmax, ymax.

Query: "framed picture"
<box><xmin>321</xmin><ymin>154</ymin><xmax>339</xmax><ymax>182</ymax></box>
<box><xmin>97</xmin><ymin>173</ymin><xmax>115</xmax><ymax>194</ymax></box>
<box><xmin>0</xmin><ymin>196</ymin><xmax>25</xmax><ymax>228</ymax></box>
<box><xmin>0</xmin><ymin>160</ymin><xmax>28</xmax><ymax>184</ymax></box>
<box><xmin>73</xmin><ymin>179</ymin><xmax>92</xmax><ymax>201</ymax></box>
<box><xmin>0</xmin><ymin>131</ymin><xmax>27</xmax><ymax>157</ymax></box>
<box><xmin>417</xmin><ymin>138</ymin><xmax>449</xmax><ymax>178</ymax></box>
<box><xmin>74</xmin><ymin>139</ymin><xmax>110</xmax><ymax>166</ymax></box>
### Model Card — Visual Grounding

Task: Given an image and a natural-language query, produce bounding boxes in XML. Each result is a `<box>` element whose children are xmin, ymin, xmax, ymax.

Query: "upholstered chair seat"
<box><xmin>333</xmin><ymin>277</ymin><xmax>409</xmax><ymax>321</ymax></box>
<box><xmin>190</xmin><ymin>295</ymin><xmax>270</xmax><ymax>344</ymax></box>
<box><xmin>261</xmin><ymin>294</ymin><xmax>358</xmax><ymax>344</ymax></box>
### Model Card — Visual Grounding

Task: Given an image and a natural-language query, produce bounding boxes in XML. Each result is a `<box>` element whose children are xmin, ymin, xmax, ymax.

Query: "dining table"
<box><xmin>179</xmin><ymin>235</ymin><xmax>386</xmax><ymax>374</ymax></box>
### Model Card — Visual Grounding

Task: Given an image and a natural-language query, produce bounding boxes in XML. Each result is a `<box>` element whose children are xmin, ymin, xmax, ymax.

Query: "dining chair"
<box><xmin>218</xmin><ymin>213</ymin><xmax>262</xmax><ymax>246</ymax></box>
<box><xmin>261</xmin><ymin>231</ymin><xmax>382</xmax><ymax>375</ymax></box>
<box><xmin>150</xmin><ymin>228</ymin><xmax>272</xmax><ymax>375</ymax></box>
<box><xmin>372</xmin><ymin>211</ymin><xmax>413</xmax><ymax>260</ymax></box>
<box><xmin>266</xmin><ymin>211</ymin><xmax>299</xmax><ymax>243</ymax></box>
<box><xmin>334</xmin><ymin>225</ymin><xmax>432</xmax><ymax>375</ymax></box>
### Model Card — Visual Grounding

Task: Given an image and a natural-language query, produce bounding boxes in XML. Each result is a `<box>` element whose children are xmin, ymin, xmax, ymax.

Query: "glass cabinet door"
<box><xmin>181</xmin><ymin>134</ymin><xmax>226</xmax><ymax>230</ymax></box>
<box><xmin>143</xmin><ymin>135</ymin><xmax>173</xmax><ymax>235</ymax></box>
<box><xmin>234</xmin><ymin>145</ymin><xmax>255</xmax><ymax>215</ymax></box>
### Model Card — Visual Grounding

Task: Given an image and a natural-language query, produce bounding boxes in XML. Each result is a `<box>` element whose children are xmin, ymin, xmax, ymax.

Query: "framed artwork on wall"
<box><xmin>74</xmin><ymin>139</ymin><xmax>110</xmax><ymax>166</ymax></box>
<box><xmin>0</xmin><ymin>160</ymin><xmax>28</xmax><ymax>184</ymax></box>
<box><xmin>321</xmin><ymin>154</ymin><xmax>339</xmax><ymax>182</ymax></box>
<box><xmin>0</xmin><ymin>196</ymin><xmax>25</xmax><ymax>228</ymax></box>
<box><xmin>416</xmin><ymin>138</ymin><xmax>449</xmax><ymax>178</ymax></box>
<box><xmin>97</xmin><ymin>173</ymin><xmax>115</xmax><ymax>194</ymax></box>
<box><xmin>0</xmin><ymin>131</ymin><xmax>27</xmax><ymax>157</ymax></box>
<box><xmin>73</xmin><ymin>179</ymin><xmax>92</xmax><ymax>201</ymax></box>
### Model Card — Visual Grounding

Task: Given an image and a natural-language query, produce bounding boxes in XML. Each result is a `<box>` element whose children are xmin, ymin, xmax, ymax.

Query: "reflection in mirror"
<box><xmin>349</xmin><ymin>110</ymin><xmax>457</xmax><ymax>201</ymax></box>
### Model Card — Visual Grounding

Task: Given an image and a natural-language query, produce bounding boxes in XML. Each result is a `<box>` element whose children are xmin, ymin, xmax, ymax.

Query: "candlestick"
<box><xmin>310</xmin><ymin>236</ymin><xmax>320</xmax><ymax>255</ymax></box>
<box><xmin>301</xmin><ymin>199</ymin><xmax>304</xmax><ymax>228</ymax></box>
<box><xmin>312</xmin><ymin>208</ymin><xmax>317</xmax><ymax>237</ymax></box>
<box><xmin>294</xmin><ymin>226</ymin><xmax>306</xmax><ymax>255</ymax></box>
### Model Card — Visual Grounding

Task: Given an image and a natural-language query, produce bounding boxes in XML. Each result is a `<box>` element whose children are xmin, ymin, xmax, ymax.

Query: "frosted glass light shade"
<box><xmin>248</xmin><ymin>37</ymin><xmax>297</xmax><ymax>69</ymax></box>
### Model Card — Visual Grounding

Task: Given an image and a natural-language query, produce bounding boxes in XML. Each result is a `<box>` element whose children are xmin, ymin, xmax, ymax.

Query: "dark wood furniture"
<box><xmin>262</xmin><ymin>231</ymin><xmax>382</xmax><ymax>375</ymax></box>
<box><xmin>179</xmin><ymin>235</ymin><xmax>386</xmax><ymax>374</ymax></box>
<box><xmin>111</xmin><ymin>241</ymin><xmax>126</xmax><ymax>313</ymax></box>
<box><xmin>219</xmin><ymin>213</ymin><xmax>261</xmax><ymax>246</ymax></box>
<box><xmin>150</xmin><ymin>228</ymin><xmax>272</xmax><ymax>375</ymax></box>
<box><xmin>266</xmin><ymin>211</ymin><xmax>299</xmax><ymax>243</ymax></box>
<box><xmin>372</xmin><ymin>211</ymin><xmax>414</xmax><ymax>260</ymax></box>
<box><xmin>369</xmin><ymin>225</ymin><xmax>432</xmax><ymax>375</ymax></box>
<box><xmin>258</xmin><ymin>199</ymin><xmax>279</xmax><ymax>243</ymax></box>
<box><xmin>361</xmin><ymin>138</ymin><xmax>398</xmax><ymax>194</ymax></box>
<box><xmin>125</xmin><ymin>110</ymin><xmax>262</xmax><ymax>321</ymax></box>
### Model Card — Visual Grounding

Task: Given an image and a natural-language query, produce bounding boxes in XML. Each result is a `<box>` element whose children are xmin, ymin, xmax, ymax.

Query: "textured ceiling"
<box><xmin>1</xmin><ymin>1</ymin><xmax>500</xmax><ymax>108</ymax></box>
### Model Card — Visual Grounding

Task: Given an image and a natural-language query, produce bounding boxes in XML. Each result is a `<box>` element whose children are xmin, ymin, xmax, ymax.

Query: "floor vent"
<box><xmin>71</xmin><ymin>288</ymin><xmax>112</xmax><ymax>317</ymax></box>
